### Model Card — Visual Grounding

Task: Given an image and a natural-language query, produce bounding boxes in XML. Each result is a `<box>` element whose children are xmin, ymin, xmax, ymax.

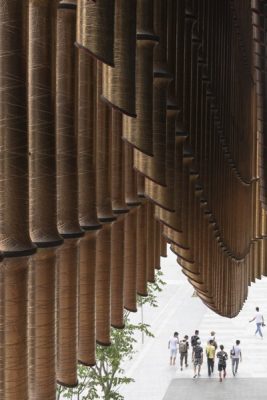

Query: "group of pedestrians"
<box><xmin>168</xmin><ymin>307</ymin><xmax>265</xmax><ymax>382</ymax></box>
<box><xmin>168</xmin><ymin>330</ymin><xmax>242</xmax><ymax>382</ymax></box>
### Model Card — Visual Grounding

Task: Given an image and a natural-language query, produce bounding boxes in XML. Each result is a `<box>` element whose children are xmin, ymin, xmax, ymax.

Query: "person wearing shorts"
<box><xmin>192</xmin><ymin>340</ymin><xmax>203</xmax><ymax>378</ymax></box>
<box><xmin>168</xmin><ymin>332</ymin><xmax>179</xmax><ymax>365</ymax></box>
<box><xmin>217</xmin><ymin>345</ymin><xmax>228</xmax><ymax>382</ymax></box>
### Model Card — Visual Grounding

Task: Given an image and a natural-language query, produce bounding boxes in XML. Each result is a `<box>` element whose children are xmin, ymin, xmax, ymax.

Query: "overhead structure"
<box><xmin>0</xmin><ymin>0</ymin><xmax>266</xmax><ymax>398</ymax></box>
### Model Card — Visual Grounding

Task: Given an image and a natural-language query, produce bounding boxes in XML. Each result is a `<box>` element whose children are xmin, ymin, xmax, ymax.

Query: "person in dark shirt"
<box><xmin>217</xmin><ymin>344</ymin><xmax>228</xmax><ymax>382</ymax></box>
<box><xmin>192</xmin><ymin>339</ymin><xmax>203</xmax><ymax>378</ymax></box>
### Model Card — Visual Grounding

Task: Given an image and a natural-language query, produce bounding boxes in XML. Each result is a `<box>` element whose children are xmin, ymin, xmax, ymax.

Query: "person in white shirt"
<box><xmin>230</xmin><ymin>340</ymin><xmax>242</xmax><ymax>376</ymax></box>
<box><xmin>168</xmin><ymin>332</ymin><xmax>179</xmax><ymax>365</ymax></box>
<box><xmin>249</xmin><ymin>307</ymin><xmax>265</xmax><ymax>338</ymax></box>
<box><xmin>207</xmin><ymin>331</ymin><xmax>217</xmax><ymax>350</ymax></box>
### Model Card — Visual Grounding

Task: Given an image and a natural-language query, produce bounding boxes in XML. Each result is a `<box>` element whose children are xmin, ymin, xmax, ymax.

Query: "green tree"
<box><xmin>57</xmin><ymin>270</ymin><xmax>165</xmax><ymax>400</ymax></box>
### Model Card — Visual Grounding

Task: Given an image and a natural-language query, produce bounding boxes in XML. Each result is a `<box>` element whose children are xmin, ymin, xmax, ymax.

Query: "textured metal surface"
<box><xmin>123</xmin><ymin>0</ymin><xmax>157</xmax><ymax>155</ymax></box>
<box><xmin>136</xmin><ymin>202</ymin><xmax>148</xmax><ymax>296</ymax></box>
<box><xmin>111</xmin><ymin>110</ymin><xmax>128</xmax><ymax>213</ymax></box>
<box><xmin>56</xmin><ymin>4</ymin><xmax>83</xmax><ymax>237</ymax></box>
<box><xmin>124</xmin><ymin>142</ymin><xmax>141</xmax><ymax>206</ymax></box>
<box><xmin>134</xmin><ymin>0</ymin><xmax>171</xmax><ymax>186</ymax></box>
<box><xmin>28</xmin><ymin>0</ymin><xmax>62</xmax><ymax>247</ymax></box>
<box><xmin>111</xmin><ymin>216</ymin><xmax>125</xmax><ymax>328</ymax></box>
<box><xmin>96</xmin><ymin>62</ymin><xmax>116</xmax><ymax>222</ymax></box>
<box><xmin>57</xmin><ymin>239</ymin><xmax>79</xmax><ymax>386</ymax></box>
<box><xmin>76</xmin><ymin>0</ymin><xmax>115</xmax><ymax>66</ymax></box>
<box><xmin>0</xmin><ymin>257</ymin><xmax>29</xmax><ymax>400</ymax></box>
<box><xmin>95</xmin><ymin>223</ymin><xmax>112</xmax><ymax>346</ymax></box>
<box><xmin>78</xmin><ymin>231</ymin><xmax>98</xmax><ymax>366</ymax></box>
<box><xmin>102</xmin><ymin>0</ymin><xmax>137</xmax><ymax>117</ymax></box>
<box><xmin>0</xmin><ymin>0</ymin><xmax>267</xmax><ymax>396</ymax></box>
<box><xmin>28</xmin><ymin>249</ymin><xmax>57</xmax><ymax>400</ymax></box>
<box><xmin>0</xmin><ymin>0</ymin><xmax>35</xmax><ymax>255</ymax></box>
<box><xmin>77</xmin><ymin>51</ymin><xmax>100</xmax><ymax>229</ymax></box>
<box><xmin>124</xmin><ymin>208</ymin><xmax>138</xmax><ymax>312</ymax></box>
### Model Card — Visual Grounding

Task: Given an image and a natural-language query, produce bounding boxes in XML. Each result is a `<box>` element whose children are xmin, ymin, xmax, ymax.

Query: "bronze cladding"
<box><xmin>76</xmin><ymin>0</ymin><xmax>115</xmax><ymax>67</ymax></box>
<box><xmin>78</xmin><ymin>231</ymin><xmax>98</xmax><ymax>366</ymax></box>
<box><xmin>28</xmin><ymin>249</ymin><xmax>57</xmax><ymax>400</ymax></box>
<box><xmin>134</xmin><ymin>0</ymin><xmax>171</xmax><ymax>186</ymax></box>
<box><xmin>0</xmin><ymin>1</ymin><xmax>35</xmax><ymax>255</ymax></box>
<box><xmin>56</xmin><ymin>6</ymin><xmax>83</xmax><ymax>385</ymax></box>
<box><xmin>111</xmin><ymin>110</ymin><xmax>128</xmax><ymax>213</ymax></box>
<box><xmin>96</xmin><ymin>62</ymin><xmax>116</xmax><ymax>222</ymax></box>
<box><xmin>154</xmin><ymin>220</ymin><xmax>161</xmax><ymax>270</ymax></box>
<box><xmin>123</xmin><ymin>0</ymin><xmax>157</xmax><ymax>155</ymax></box>
<box><xmin>1</xmin><ymin>1</ymin><xmax>267</xmax><ymax>396</ymax></box>
<box><xmin>56</xmin><ymin>239</ymin><xmax>79</xmax><ymax>387</ymax></box>
<box><xmin>102</xmin><ymin>0</ymin><xmax>137</xmax><ymax>117</ymax></box>
<box><xmin>96</xmin><ymin>223</ymin><xmax>112</xmax><ymax>346</ymax></box>
<box><xmin>56</xmin><ymin>4</ymin><xmax>82</xmax><ymax>237</ymax></box>
<box><xmin>0</xmin><ymin>2</ymin><xmax>35</xmax><ymax>399</ymax></box>
<box><xmin>111</xmin><ymin>216</ymin><xmax>125</xmax><ymax>329</ymax></box>
<box><xmin>27</xmin><ymin>2</ymin><xmax>62</xmax><ymax>396</ymax></box>
<box><xmin>0</xmin><ymin>258</ymin><xmax>29</xmax><ymax>400</ymax></box>
<box><xmin>124</xmin><ymin>141</ymin><xmax>141</xmax><ymax>206</ymax></box>
<box><xmin>95</xmin><ymin>62</ymin><xmax>115</xmax><ymax>346</ymax></box>
<box><xmin>28</xmin><ymin>0</ymin><xmax>62</xmax><ymax>247</ymax></box>
<box><xmin>77</xmin><ymin>52</ymin><xmax>100</xmax><ymax>229</ymax></box>
<box><xmin>110</xmin><ymin>110</ymin><xmax>127</xmax><ymax>328</ymax></box>
<box><xmin>124</xmin><ymin>208</ymin><xmax>138</xmax><ymax>312</ymax></box>
<box><xmin>147</xmin><ymin>201</ymin><xmax>156</xmax><ymax>283</ymax></box>
<box><xmin>136</xmin><ymin>202</ymin><xmax>148</xmax><ymax>296</ymax></box>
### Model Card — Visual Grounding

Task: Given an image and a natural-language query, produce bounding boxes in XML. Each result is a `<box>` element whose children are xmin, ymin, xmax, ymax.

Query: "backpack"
<box><xmin>194</xmin><ymin>345</ymin><xmax>202</xmax><ymax>359</ymax></box>
<box><xmin>191</xmin><ymin>335</ymin><xmax>198</xmax><ymax>347</ymax></box>
<box><xmin>230</xmin><ymin>346</ymin><xmax>235</xmax><ymax>357</ymax></box>
<box><xmin>179</xmin><ymin>341</ymin><xmax>187</xmax><ymax>353</ymax></box>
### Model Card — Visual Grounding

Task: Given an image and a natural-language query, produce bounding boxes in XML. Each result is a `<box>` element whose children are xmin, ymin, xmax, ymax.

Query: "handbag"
<box><xmin>230</xmin><ymin>346</ymin><xmax>235</xmax><ymax>357</ymax></box>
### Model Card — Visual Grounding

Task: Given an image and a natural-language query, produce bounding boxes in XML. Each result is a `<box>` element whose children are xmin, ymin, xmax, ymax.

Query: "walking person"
<box><xmin>168</xmin><ymin>332</ymin><xmax>179</xmax><ymax>366</ymax></box>
<box><xmin>206</xmin><ymin>339</ymin><xmax>216</xmax><ymax>377</ymax></box>
<box><xmin>230</xmin><ymin>340</ymin><xmax>242</xmax><ymax>376</ymax></box>
<box><xmin>179</xmin><ymin>335</ymin><xmax>189</xmax><ymax>370</ymax></box>
<box><xmin>217</xmin><ymin>345</ymin><xmax>228</xmax><ymax>382</ymax></box>
<box><xmin>208</xmin><ymin>331</ymin><xmax>217</xmax><ymax>350</ymax></box>
<box><xmin>192</xmin><ymin>340</ymin><xmax>203</xmax><ymax>378</ymax></box>
<box><xmin>249</xmin><ymin>307</ymin><xmax>265</xmax><ymax>338</ymax></box>
<box><xmin>191</xmin><ymin>330</ymin><xmax>200</xmax><ymax>361</ymax></box>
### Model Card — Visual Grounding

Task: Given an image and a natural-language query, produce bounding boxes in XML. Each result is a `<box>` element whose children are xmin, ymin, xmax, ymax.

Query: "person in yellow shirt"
<box><xmin>206</xmin><ymin>339</ymin><xmax>216</xmax><ymax>377</ymax></box>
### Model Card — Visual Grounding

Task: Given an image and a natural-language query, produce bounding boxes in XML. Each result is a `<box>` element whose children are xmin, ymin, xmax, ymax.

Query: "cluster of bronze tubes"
<box><xmin>0</xmin><ymin>0</ymin><xmax>266</xmax><ymax>399</ymax></box>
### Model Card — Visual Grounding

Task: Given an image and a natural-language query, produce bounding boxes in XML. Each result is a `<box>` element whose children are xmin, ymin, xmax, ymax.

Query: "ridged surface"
<box><xmin>28</xmin><ymin>249</ymin><xmax>57</xmax><ymax>400</ymax></box>
<box><xmin>111</xmin><ymin>217</ymin><xmax>125</xmax><ymax>328</ymax></box>
<box><xmin>56</xmin><ymin>239</ymin><xmax>79</xmax><ymax>386</ymax></box>
<box><xmin>0</xmin><ymin>1</ymin><xmax>267</xmax><ymax>397</ymax></box>
<box><xmin>28</xmin><ymin>0</ymin><xmax>62</xmax><ymax>246</ymax></box>
<box><xmin>0</xmin><ymin>0</ymin><xmax>35</xmax><ymax>254</ymax></box>
<box><xmin>76</xmin><ymin>0</ymin><xmax>114</xmax><ymax>66</ymax></box>
<box><xmin>96</xmin><ymin>223</ymin><xmax>112</xmax><ymax>346</ymax></box>
<box><xmin>102</xmin><ymin>0</ymin><xmax>137</xmax><ymax>117</ymax></box>
<box><xmin>124</xmin><ymin>208</ymin><xmax>138</xmax><ymax>312</ymax></box>
<box><xmin>0</xmin><ymin>257</ymin><xmax>29</xmax><ymax>400</ymax></box>
<box><xmin>78</xmin><ymin>231</ymin><xmax>98</xmax><ymax>366</ymax></box>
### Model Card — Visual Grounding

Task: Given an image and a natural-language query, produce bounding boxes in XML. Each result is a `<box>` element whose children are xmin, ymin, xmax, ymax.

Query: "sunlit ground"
<box><xmin>121</xmin><ymin>247</ymin><xmax>267</xmax><ymax>400</ymax></box>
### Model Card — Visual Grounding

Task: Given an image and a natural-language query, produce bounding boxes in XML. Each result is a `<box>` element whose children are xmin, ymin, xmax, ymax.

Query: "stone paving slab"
<box><xmin>163</xmin><ymin>378</ymin><xmax>267</xmax><ymax>400</ymax></box>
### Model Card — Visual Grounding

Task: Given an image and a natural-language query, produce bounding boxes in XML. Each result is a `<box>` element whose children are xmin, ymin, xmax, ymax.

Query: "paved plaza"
<box><xmin>163</xmin><ymin>378</ymin><xmax>267</xmax><ymax>400</ymax></box>
<box><xmin>121</xmin><ymin>248</ymin><xmax>267</xmax><ymax>400</ymax></box>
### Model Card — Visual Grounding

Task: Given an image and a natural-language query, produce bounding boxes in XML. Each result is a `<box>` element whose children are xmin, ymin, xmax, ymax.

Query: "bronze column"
<box><xmin>56</xmin><ymin>1</ymin><xmax>84</xmax><ymax>387</ymax></box>
<box><xmin>0</xmin><ymin>5</ymin><xmax>36</xmax><ymax>397</ymax></box>
<box><xmin>28</xmin><ymin>1</ymin><xmax>62</xmax><ymax>399</ymax></box>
